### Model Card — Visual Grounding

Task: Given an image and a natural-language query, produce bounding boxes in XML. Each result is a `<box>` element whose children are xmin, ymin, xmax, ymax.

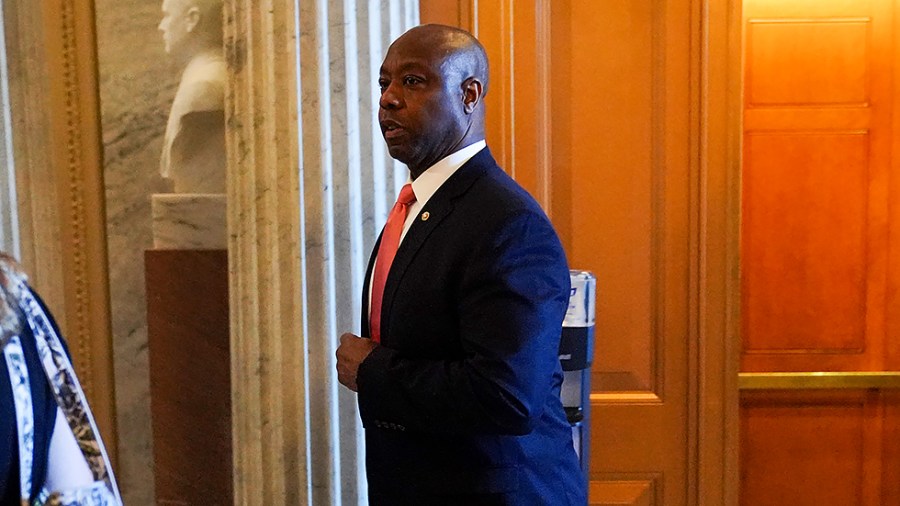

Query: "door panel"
<box><xmin>743</xmin><ymin>131</ymin><xmax>869</xmax><ymax>356</ymax></box>
<box><xmin>741</xmin><ymin>0</ymin><xmax>900</xmax><ymax>503</ymax></box>
<box><xmin>883</xmin><ymin>392</ymin><xmax>900</xmax><ymax>501</ymax></box>
<box><xmin>741</xmin><ymin>391</ymin><xmax>878</xmax><ymax>505</ymax></box>
<box><xmin>556</xmin><ymin>0</ymin><xmax>660</xmax><ymax>395</ymax></box>
<box><xmin>742</xmin><ymin>0</ymin><xmax>895</xmax><ymax>374</ymax></box>
<box><xmin>746</xmin><ymin>21</ymin><xmax>869</xmax><ymax>106</ymax></box>
<box><xmin>590</xmin><ymin>481</ymin><xmax>657</xmax><ymax>506</ymax></box>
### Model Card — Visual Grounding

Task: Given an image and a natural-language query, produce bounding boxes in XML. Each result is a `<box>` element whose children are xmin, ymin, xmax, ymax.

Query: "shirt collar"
<box><xmin>409</xmin><ymin>140</ymin><xmax>486</xmax><ymax>208</ymax></box>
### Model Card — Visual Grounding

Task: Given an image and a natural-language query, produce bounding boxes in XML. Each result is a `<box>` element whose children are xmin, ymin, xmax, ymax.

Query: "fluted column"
<box><xmin>225</xmin><ymin>1</ymin><xmax>417</xmax><ymax>504</ymax></box>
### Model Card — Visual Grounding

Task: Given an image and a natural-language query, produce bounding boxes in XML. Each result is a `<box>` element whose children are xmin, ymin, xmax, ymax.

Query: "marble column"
<box><xmin>224</xmin><ymin>1</ymin><xmax>417</xmax><ymax>504</ymax></box>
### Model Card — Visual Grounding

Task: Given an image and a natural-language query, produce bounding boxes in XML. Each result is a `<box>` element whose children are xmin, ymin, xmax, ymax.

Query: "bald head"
<box><xmin>393</xmin><ymin>24</ymin><xmax>490</xmax><ymax>97</ymax></box>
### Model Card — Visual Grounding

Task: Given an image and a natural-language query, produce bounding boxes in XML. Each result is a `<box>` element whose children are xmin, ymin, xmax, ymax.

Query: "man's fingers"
<box><xmin>336</xmin><ymin>333</ymin><xmax>355</xmax><ymax>359</ymax></box>
<box><xmin>336</xmin><ymin>332</ymin><xmax>362</xmax><ymax>392</ymax></box>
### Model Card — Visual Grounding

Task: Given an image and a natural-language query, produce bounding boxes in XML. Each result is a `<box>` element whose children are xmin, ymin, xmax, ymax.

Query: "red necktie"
<box><xmin>370</xmin><ymin>183</ymin><xmax>416</xmax><ymax>343</ymax></box>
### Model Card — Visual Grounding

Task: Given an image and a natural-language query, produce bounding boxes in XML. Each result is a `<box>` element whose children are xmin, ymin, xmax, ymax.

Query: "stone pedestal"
<box><xmin>145</xmin><ymin>249</ymin><xmax>231</xmax><ymax>505</ymax></box>
<box><xmin>147</xmin><ymin>194</ymin><xmax>230</xmax><ymax>503</ymax></box>
<box><xmin>151</xmin><ymin>193</ymin><xmax>226</xmax><ymax>249</ymax></box>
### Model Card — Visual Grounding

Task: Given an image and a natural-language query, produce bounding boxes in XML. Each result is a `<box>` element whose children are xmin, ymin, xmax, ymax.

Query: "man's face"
<box><xmin>377</xmin><ymin>37</ymin><xmax>466</xmax><ymax>175</ymax></box>
<box><xmin>158</xmin><ymin>0</ymin><xmax>191</xmax><ymax>55</ymax></box>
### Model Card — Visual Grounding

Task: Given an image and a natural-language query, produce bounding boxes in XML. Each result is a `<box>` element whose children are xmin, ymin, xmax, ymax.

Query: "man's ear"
<box><xmin>461</xmin><ymin>77</ymin><xmax>483</xmax><ymax>114</ymax></box>
<box><xmin>185</xmin><ymin>6</ymin><xmax>201</xmax><ymax>32</ymax></box>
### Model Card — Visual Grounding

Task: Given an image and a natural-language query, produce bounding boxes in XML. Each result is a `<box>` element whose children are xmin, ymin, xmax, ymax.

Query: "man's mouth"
<box><xmin>381</xmin><ymin>121</ymin><xmax>405</xmax><ymax>140</ymax></box>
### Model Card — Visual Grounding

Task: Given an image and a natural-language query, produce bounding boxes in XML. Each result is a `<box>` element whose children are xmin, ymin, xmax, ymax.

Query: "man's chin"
<box><xmin>385</xmin><ymin>144</ymin><xmax>412</xmax><ymax>165</ymax></box>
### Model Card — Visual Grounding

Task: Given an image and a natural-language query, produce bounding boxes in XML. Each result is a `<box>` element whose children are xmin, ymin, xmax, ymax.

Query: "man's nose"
<box><xmin>379</xmin><ymin>83</ymin><xmax>402</xmax><ymax>109</ymax></box>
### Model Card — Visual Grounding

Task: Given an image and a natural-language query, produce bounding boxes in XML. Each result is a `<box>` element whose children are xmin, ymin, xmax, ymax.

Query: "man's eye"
<box><xmin>403</xmin><ymin>76</ymin><xmax>421</xmax><ymax>86</ymax></box>
<box><xmin>378</xmin><ymin>80</ymin><xmax>389</xmax><ymax>92</ymax></box>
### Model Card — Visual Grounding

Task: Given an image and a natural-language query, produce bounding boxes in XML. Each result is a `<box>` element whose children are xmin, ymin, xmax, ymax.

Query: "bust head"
<box><xmin>158</xmin><ymin>0</ymin><xmax>223</xmax><ymax>62</ymax></box>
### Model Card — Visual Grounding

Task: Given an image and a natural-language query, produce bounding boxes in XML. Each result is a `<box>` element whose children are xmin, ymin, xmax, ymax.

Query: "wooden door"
<box><xmin>740</xmin><ymin>0</ymin><xmax>900</xmax><ymax>503</ymax></box>
<box><xmin>420</xmin><ymin>1</ymin><xmax>740</xmax><ymax>505</ymax></box>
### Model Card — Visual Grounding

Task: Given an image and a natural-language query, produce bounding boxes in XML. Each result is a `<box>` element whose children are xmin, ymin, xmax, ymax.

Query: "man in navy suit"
<box><xmin>336</xmin><ymin>24</ymin><xmax>586</xmax><ymax>505</ymax></box>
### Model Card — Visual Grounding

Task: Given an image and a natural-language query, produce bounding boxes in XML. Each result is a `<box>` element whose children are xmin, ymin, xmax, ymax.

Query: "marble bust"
<box><xmin>158</xmin><ymin>0</ymin><xmax>226</xmax><ymax>194</ymax></box>
<box><xmin>152</xmin><ymin>0</ymin><xmax>227</xmax><ymax>249</ymax></box>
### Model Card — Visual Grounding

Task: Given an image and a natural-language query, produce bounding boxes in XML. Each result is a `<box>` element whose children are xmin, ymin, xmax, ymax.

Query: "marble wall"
<box><xmin>95</xmin><ymin>1</ymin><xmax>175</xmax><ymax>504</ymax></box>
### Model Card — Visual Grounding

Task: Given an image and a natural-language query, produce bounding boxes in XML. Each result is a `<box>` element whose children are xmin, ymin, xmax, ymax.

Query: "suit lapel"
<box><xmin>361</xmin><ymin>231</ymin><xmax>381</xmax><ymax>338</ymax></box>
<box><xmin>377</xmin><ymin>149</ymin><xmax>495</xmax><ymax>342</ymax></box>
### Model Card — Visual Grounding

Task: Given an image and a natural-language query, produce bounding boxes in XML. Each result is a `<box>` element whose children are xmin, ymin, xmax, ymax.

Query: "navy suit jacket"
<box><xmin>357</xmin><ymin>148</ymin><xmax>587</xmax><ymax>505</ymax></box>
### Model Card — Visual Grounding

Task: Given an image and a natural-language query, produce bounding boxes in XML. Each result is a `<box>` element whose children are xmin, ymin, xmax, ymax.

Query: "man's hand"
<box><xmin>336</xmin><ymin>333</ymin><xmax>378</xmax><ymax>392</ymax></box>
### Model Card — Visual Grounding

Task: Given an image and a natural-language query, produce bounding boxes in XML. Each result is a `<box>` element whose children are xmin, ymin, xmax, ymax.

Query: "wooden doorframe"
<box><xmin>696</xmin><ymin>0</ymin><xmax>742</xmax><ymax>503</ymax></box>
<box><xmin>3</xmin><ymin>0</ymin><xmax>118</xmax><ymax>463</ymax></box>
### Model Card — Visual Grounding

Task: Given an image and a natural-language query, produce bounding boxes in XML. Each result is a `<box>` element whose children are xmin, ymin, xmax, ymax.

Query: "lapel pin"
<box><xmin>421</xmin><ymin>211</ymin><xmax>430</xmax><ymax>221</ymax></box>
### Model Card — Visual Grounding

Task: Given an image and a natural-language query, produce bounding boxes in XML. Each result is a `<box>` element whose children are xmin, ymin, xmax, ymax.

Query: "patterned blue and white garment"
<box><xmin>0</xmin><ymin>254</ymin><xmax>122</xmax><ymax>506</ymax></box>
